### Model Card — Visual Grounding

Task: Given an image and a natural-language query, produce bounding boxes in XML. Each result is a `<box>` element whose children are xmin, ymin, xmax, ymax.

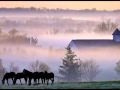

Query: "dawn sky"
<box><xmin>0</xmin><ymin>1</ymin><xmax>120</xmax><ymax>10</ymax></box>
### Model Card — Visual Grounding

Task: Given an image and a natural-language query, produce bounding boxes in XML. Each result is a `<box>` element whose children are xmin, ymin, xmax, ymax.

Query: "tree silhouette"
<box><xmin>59</xmin><ymin>46</ymin><xmax>80</xmax><ymax>82</ymax></box>
<box><xmin>94</xmin><ymin>18</ymin><xmax>118</xmax><ymax>33</ymax></box>
<box><xmin>83</xmin><ymin>59</ymin><xmax>101</xmax><ymax>81</ymax></box>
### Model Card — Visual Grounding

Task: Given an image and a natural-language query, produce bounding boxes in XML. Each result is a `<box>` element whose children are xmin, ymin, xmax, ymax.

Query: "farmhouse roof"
<box><xmin>69</xmin><ymin>39</ymin><xmax>120</xmax><ymax>48</ymax></box>
<box><xmin>112</xmin><ymin>28</ymin><xmax>120</xmax><ymax>35</ymax></box>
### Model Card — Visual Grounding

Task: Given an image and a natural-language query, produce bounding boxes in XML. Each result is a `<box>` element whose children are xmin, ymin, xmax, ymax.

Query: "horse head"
<box><xmin>23</xmin><ymin>69</ymin><xmax>28</xmax><ymax>73</ymax></box>
<box><xmin>44</xmin><ymin>71</ymin><xmax>48</xmax><ymax>74</ymax></box>
<box><xmin>2</xmin><ymin>79</ymin><xmax>5</xmax><ymax>85</ymax></box>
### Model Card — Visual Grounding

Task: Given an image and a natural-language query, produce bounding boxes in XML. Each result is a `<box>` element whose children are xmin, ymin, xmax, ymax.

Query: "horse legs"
<box><xmin>19</xmin><ymin>79</ymin><xmax>22</xmax><ymax>85</ymax></box>
<box><xmin>12</xmin><ymin>78</ymin><xmax>14</xmax><ymax>85</ymax></box>
<box><xmin>7</xmin><ymin>79</ymin><xmax>9</xmax><ymax>85</ymax></box>
<box><xmin>38</xmin><ymin>78</ymin><xmax>40</xmax><ymax>85</ymax></box>
<box><xmin>28</xmin><ymin>78</ymin><xmax>31</xmax><ymax>86</ymax></box>
<box><xmin>33</xmin><ymin>78</ymin><xmax>37</xmax><ymax>86</ymax></box>
<box><xmin>24</xmin><ymin>77</ymin><xmax>27</xmax><ymax>84</ymax></box>
<box><xmin>51</xmin><ymin>78</ymin><xmax>54</xmax><ymax>85</ymax></box>
<box><xmin>47</xmin><ymin>79</ymin><xmax>49</xmax><ymax>86</ymax></box>
<box><xmin>41</xmin><ymin>78</ymin><xmax>43</xmax><ymax>84</ymax></box>
<box><xmin>44</xmin><ymin>78</ymin><xmax>46</xmax><ymax>84</ymax></box>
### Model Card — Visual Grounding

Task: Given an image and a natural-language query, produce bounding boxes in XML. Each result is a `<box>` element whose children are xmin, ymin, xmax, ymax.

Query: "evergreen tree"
<box><xmin>59</xmin><ymin>45</ymin><xmax>80</xmax><ymax>82</ymax></box>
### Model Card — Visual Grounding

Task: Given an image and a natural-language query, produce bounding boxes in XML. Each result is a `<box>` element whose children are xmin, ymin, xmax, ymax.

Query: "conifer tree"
<box><xmin>59</xmin><ymin>45</ymin><xmax>80</xmax><ymax>82</ymax></box>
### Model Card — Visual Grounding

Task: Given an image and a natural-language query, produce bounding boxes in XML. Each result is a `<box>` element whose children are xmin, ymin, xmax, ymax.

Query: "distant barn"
<box><xmin>69</xmin><ymin>28</ymin><xmax>120</xmax><ymax>49</ymax></box>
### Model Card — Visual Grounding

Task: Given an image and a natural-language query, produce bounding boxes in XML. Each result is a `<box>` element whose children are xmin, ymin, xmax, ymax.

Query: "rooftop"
<box><xmin>69</xmin><ymin>39</ymin><xmax>120</xmax><ymax>48</ymax></box>
<box><xmin>112</xmin><ymin>28</ymin><xmax>120</xmax><ymax>35</ymax></box>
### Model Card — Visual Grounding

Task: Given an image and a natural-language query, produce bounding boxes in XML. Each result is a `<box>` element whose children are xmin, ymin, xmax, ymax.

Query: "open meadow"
<box><xmin>1</xmin><ymin>81</ymin><xmax>120</xmax><ymax>89</ymax></box>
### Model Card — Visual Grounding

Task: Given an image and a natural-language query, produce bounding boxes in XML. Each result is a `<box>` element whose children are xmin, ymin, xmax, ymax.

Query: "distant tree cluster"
<box><xmin>1</xmin><ymin>7</ymin><xmax>120</xmax><ymax>13</ymax></box>
<box><xmin>0</xmin><ymin>28</ymin><xmax>38</xmax><ymax>45</ymax></box>
<box><xmin>94</xmin><ymin>19</ymin><xmax>118</xmax><ymax>33</ymax></box>
<box><xmin>28</xmin><ymin>60</ymin><xmax>51</xmax><ymax>72</ymax></box>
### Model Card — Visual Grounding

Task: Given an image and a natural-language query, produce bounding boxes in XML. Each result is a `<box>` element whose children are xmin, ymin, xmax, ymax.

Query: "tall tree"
<box><xmin>59</xmin><ymin>46</ymin><xmax>80</xmax><ymax>82</ymax></box>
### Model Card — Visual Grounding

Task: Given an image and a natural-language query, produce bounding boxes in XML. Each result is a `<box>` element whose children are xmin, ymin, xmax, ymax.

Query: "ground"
<box><xmin>1</xmin><ymin>81</ymin><xmax>120</xmax><ymax>89</ymax></box>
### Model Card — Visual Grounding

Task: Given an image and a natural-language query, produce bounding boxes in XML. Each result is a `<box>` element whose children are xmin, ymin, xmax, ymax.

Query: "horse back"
<box><xmin>3</xmin><ymin>72</ymin><xmax>15</xmax><ymax>79</ymax></box>
<box><xmin>49</xmin><ymin>72</ymin><xmax>54</xmax><ymax>78</ymax></box>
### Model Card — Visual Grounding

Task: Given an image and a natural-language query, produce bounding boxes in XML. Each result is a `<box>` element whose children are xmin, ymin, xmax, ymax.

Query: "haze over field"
<box><xmin>0</xmin><ymin>1</ymin><xmax>120</xmax><ymax>81</ymax></box>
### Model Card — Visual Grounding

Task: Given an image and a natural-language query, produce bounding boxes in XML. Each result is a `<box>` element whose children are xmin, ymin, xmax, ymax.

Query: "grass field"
<box><xmin>1</xmin><ymin>81</ymin><xmax>120</xmax><ymax>89</ymax></box>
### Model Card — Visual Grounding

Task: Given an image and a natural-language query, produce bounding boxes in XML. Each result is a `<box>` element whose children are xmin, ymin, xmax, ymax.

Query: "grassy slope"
<box><xmin>1</xmin><ymin>81</ymin><xmax>120</xmax><ymax>89</ymax></box>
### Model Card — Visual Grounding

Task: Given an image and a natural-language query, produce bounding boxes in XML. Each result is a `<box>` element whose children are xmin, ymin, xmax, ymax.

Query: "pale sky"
<box><xmin>0</xmin><ymin>1</ymin><xmax>120</xmax><ymax>10</ymax></box>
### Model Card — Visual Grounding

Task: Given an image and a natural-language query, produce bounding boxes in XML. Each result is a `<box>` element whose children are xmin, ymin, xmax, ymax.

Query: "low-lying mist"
<box><xmin>0</xmin><ymin>11</ymin><xmax>119</xmax><ymax>81</ymax></box>
<box><xmin>0</xmin><ymin>41</ymin><xmax>120</xmax><ymax>81</ymax></box>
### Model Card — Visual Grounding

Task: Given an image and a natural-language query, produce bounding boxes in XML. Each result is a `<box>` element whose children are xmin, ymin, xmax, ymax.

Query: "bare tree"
<box><xmin>28</xmin><ymin>60</ymin><xmax>51</xmax><ymax>72</ymax></box>
<box><xmin>8</xmin><ymin>62</ymin><xmax>19</xmax><ymax>73</ymax></box>
<box><xmin>114</xmin><ymin>60</ymin><xmax>120</xmax><ymax>79</ymax></box>
<box><xmin>94</xmin><ymin>18</ymin><xmax>118</xmax><ymax>33</ymax></box>
<box><xmin>83</xmin><ymin>59</ymin><xmax>101</xmax><ymax>81</ymax></box>
<box><xmin>78</xmin><ymin>59</ymin><xmax>85</xmax><ymax>81</ymax></box>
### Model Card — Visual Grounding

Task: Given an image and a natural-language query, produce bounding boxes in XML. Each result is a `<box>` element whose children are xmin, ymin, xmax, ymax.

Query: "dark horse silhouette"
<box><xmin>23</xmin><ymin>69</ymin><xmax>39</xmax><ymax>86</ymax></box>
<box><xmin>23</xmin><ymin>69</ymin><xmax>54</xmax><ymax>86</ymax></box>
<box><xmin>23</xmin><ymin>69</ymin><xmax>33</xmax><ymax>85</ymax></box>
<box><xmin>38</xmin><ymin>72</ymin><xmax>46</xmax><ymax>85</ymax></box>
<box><xmin>2</xmin><ymin>72</ymin><xmax>16</xmax><ymax>85</ymax></box>
<box><xmin>13</xmin><ymin>72</ymin><xmax>27</xmax><ymax>85</ymax></box>
<box><xmin>44</xmin><ymin>71</ymin><xmax>54</xmax><ymax>85</ymax></box>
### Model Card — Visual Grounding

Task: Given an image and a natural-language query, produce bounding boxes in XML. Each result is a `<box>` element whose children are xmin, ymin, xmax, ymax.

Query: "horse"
<box><xmin>38</xmin><ymin>72</ymin><xmax>46</xmax><ymax>85</ymax></box>
<box><xmin>23</xmin><ymin>69</ymin><xmax>40</xmax><ymax>86</ymax></box>
<box><xmin>2</xmin><ymin>72</ymin><xmax>16</xmax><ymax>85</ymax></box>
<box><xmin>32</xmin><ymin>71</ymin><xmax>40</xmax><ymax>85</ymax></box>
<box><xmin>44</xmin><ymin>71</ymin><xmax>54</xmax><ymax>85</ymax></box>
<box><xmin>13</xmin><ymin>72</ymin><xmax>27</xmax><ymax>85</ymax></box>
<box><xmin>23</xmin><ymin>69</ymin><xmax>33</xmax><ymax>85</ymax></box>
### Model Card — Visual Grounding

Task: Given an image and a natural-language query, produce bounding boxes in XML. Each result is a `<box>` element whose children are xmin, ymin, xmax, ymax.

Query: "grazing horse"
<box><xmin>44</xmin><ymin>71</ymin><xmax>54</xmax><ymax>85</ymax></box>
<box><xmin>38</xmin><ymin>72</ymin><xmax>46</xmax><ymax>84</ymax></box>
<box><xmin>23</xmin><ymin>69</ymin><xmax>33</xmax><ymax>85</ymax></box>
<box><xmin>13</xmin><ymin>72</ymin><xmax>27</xmax><ymax>85</ymax></box>
<box><xmin>23</xmin><ymin>69</ymin><xmax>39</xmax><ymax>86</ymax></box>
<box><xmin>2</xmin><ymin>72</ymin><xmax>16</xmax><ymax>85</ymax></box>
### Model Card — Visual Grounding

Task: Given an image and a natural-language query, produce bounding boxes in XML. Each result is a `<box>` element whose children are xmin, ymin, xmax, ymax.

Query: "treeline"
<box><xmin>0</xmin><ymin>29</ymin><xmax>38</xmax><ymax>45</ymax></box>
<box><xmin>0</xmin><ymin>7</ymin><xmax>120</xmax><ymax>13</ymax></box>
